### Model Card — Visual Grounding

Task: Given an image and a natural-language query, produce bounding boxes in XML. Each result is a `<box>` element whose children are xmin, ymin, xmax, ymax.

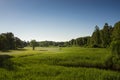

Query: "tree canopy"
<box><xmin>30</xmin><ymin>40</ymin><xmax>37</xmax><ymax>50</ymax></box>
<box><xmin>0</xmin><ymin>32</ymin><xmax>25</xmax><ymax>51</ymax></box>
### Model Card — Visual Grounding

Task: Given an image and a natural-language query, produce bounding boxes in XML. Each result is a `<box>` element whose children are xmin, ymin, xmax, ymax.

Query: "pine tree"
<box><xmin>112</xmin><ymin>21</ymin><xmax>120</xmax><ymax>41</ymax></box>
<box><xmin>91</xmin><ymin>25</ymin><xmax>101</xmax><ymax>47</ymax></box>
<box><xmin>100</xmin><ymin>23</ymin><xmax>112</xmax><ymax>47</ymax></box>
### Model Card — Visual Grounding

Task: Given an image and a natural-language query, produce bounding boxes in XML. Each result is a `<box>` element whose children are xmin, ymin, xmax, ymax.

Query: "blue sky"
<box><xmin>0</xmin><ymin>0</ymin><xmax>120</xmax><ymax>41</ymax></box>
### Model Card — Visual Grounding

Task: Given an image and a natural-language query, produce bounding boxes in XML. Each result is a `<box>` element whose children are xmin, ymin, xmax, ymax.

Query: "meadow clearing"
<box><xmin>0</xmin><ymin>47</ymin><xmax>120</xmax><ymax>80</ymax></box>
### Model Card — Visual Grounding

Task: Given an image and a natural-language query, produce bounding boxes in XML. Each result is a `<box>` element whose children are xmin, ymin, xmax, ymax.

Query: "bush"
<box><xmin>109</xmin><ymin>40</ymin><xmax>120</xmax><ymax>70</ymax></box>
<box><xmin>111</xmin><ymin>40</ymin><xmax>120</xmax><ymax>58</ymax></box>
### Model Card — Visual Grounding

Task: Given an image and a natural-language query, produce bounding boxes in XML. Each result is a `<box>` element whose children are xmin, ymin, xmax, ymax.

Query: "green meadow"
<box><xmin>0</xmin><ymin>47</ymin><xmax>120</xmax><ymax>80</ymax></box>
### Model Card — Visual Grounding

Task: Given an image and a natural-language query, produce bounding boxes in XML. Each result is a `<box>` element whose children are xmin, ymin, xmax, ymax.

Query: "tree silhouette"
<box><xmin>30</xmin><ymin>40</ymin><xmax>37</xmax><ymax>50</ymax></box>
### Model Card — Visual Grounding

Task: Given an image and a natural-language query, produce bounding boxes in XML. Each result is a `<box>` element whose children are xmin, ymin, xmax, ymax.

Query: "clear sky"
<box><xmin>0</xmin><ymin>0</ymin><xmax>120</xmax><ymax>41</ymax></box>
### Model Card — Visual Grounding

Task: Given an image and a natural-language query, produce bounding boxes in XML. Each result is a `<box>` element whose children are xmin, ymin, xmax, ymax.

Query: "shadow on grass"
<box><xmin>0</xmin><ymin>55</ymin><xmax>16</xmax><ymax>70</ymax></box>
<box><xmin>1</xmin><ymin>48</ymin><xmax>27</xmax><ymax>52</ymax></box>
<box><xmin>55</xmin><ymin>62</ymin><xmax>120</xmax><ymax>72</ymax></box>
<box><xmin>1</xmin><ymin>50</ymin><xmax>11</xmax><ymax>52</ymax></box>
<box><xmin>39</xmin><ymin>50</ymin><xmax>48</xmax><ymax>51</ymax></box>
<box><xmin>15</xmin><ymin>48</ymin><xmax>27</xmax><ymax>51</ymax></box>
<box><xmin>18</xmin><ymin>54</ymin><xmax>35</xmax><ymax>58</ymax></box>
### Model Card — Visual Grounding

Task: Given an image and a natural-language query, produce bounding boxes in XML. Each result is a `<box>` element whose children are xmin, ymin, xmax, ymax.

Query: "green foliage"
<box><xmin>91</xmin><ymin>26</ymin><xmax>101</xmax><ymax>47</ymax></box>
<box><xmin>0</xmin><ymin>32</ymin><xmax>24</xmax><ymax>51</ymax></box>
<box><xmin>0</xmin><ymin>21</ymin><xmax>119</xmax><ymax>49</ymax></box>
<box><xmin>75</xmin><ymin>36</ymin><xmax>90</xmax><ymax>47</ymax></box>
<box><xmin>39</xmin><ymin>41</ymin><xmax>68</xmax><ymax>47</ymax></box>
<box><xmin>30</xmin><ymin>40</ymin><xmax>37</xmax><ymax>50</ymax></box>
<box><xmin>14</xmin><ymin>37</ymin><xmax>24</xmax><ymax>48</ymax></box>
<box><xmin>112</xmin><ymin>21</ymin><xmax>120</xmax><ymax>41</ymax></box>
<box><xmin>105</xmin><ymin>40</ymin><xmax>120</xmax><ymax>70</ymax></box>
<box><xmin>100</xmin><ymin>23</ymin><xmax>112</xmax><ymax>48</ymax></box>
<box><xmin>0</xmin><ymin>34</ymin><xmax>8</xmax><ymax>50</ymax></box>
<box><xmin>111</xmin><ymin>40</ymin><xmax>120</xmax><ymax>58</ymax></box>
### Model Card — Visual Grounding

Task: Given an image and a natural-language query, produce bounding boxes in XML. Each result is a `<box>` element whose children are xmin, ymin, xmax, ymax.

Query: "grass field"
<box><xmin>0</xmin><ymin>47</ymin><xmax>120</xmax><ymax>80</ymax></box>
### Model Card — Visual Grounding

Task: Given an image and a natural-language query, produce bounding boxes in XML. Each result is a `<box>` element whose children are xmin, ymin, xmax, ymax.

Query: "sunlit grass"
<box><xmin>0</xmin><ymin>47</ymin><xmax>120</xmax><ymax>80</ymax></box>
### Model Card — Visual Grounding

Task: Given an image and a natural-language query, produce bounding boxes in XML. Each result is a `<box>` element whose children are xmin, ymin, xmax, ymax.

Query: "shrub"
<box><xmin>108</xmin><ymin>40</ymin><xmax>120</xmax><ymax>70</ymax></box>
<box><xmin>111</xmin><ymin>40</ymin><xmax>120</xmax><ymax>58</ymax></box>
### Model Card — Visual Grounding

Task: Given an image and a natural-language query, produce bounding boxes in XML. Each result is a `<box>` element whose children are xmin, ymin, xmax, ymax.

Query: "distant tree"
<box><xmin>75</xmin><ymin>38</ymin><xmax>79</xmax><ymax>46</ymax></box>
<box><xmin>58</xmin><ymin>42</ymin><xmax>65</xmax><ymax>47</ymax></box>
<box><xmin>22</xmin><ymin>41</ymin><xmax>28</xmax><ymax>47</ymax></box>
<box><xmin>100</xmin><ymin>23</ymin><xmax>112</xmax><ymax>47</ymax></box>
<box><xmin>64</xmin><ymin>41</ymin><xmax>70</xmax><ymax>47</ymax></box>
<box><xmin>0</xmin><ymin>32</ymin><xmax>15</xmax><ymax>50</ymax></box>
<box><xmin>0</xmin><ymin>32</ymin><xmax>25</xmax><ymax>50</ymax></box>
<box><xmin>70</xmin><ymin>39</ymin><xmax>76</xmax><ymax>46</ymax></box>
<box><xmin>14</xmin><ymin>37</ymin><xmax>24</xmax><ymax>48</ymax></box>
<box><xmin>30</xmin><ymin>40</ymin><xmax>37</xmax><ymax>50</ymax></box>
<box><xmin>26</xmin><ymin>41</ymin><xmax>30</xmax><ymax>46</ymax></box>
<box><xmin>86</xmin><ymin>37</ymin><xmax>91</xmax><ymax>46</ymax></box>
<box><xmin>112</xmin><ymin>21</ymin><xmax>120</xmax><ymax>41</ymax></box>
<box><xmin>76</xmin><ymin>38</ymin><xmax>83</xmax><ymax>46</ymax></box>
<box><xmin>0</xmin><ymin>34</ymin><xmax>7</xmax><ymax>50</ymax></box>
<box><xmin>91</xmin><ymin>25</ymin><xmax>101</xmax><ymax>47</ymax></box>
<box><xmin>5</xmin><ymin>32</ymin><xmax>15</xmax><ymax>49</ymax></box>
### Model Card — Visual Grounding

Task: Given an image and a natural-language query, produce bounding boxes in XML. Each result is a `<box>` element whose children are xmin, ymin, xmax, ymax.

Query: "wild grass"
<box><xmin>0</xmin><ymin>47</ymin><xmax>120</xmax><ymax>80</ymax></box>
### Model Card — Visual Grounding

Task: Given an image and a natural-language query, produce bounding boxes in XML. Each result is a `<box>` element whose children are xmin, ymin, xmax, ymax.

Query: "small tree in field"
<box><xmin>30</xmin><ymin>40</ymin><xmax>37</xmax><ymax>50</ymax></box>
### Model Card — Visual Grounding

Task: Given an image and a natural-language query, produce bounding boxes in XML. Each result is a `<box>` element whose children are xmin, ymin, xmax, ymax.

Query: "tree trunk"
<box><xmin>32</xmin><ymin>46</ymin><xmax>35</xmax><ymax>50</ymax></box>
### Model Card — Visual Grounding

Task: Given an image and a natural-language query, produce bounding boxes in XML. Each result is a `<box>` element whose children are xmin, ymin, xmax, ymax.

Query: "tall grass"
<box><xmin>0</xmin><ymin>47</ymin><xmax>120</xmax><ymax>80</ymax></box>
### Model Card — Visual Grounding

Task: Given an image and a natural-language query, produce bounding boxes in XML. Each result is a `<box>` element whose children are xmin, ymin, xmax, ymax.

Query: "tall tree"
<box><xmin>111</xmin><ymin>21</ymin><xmax>120</xmax><ymax>59</ymax></box>
<box><xmin>112</xmin><ymin>21</ymin><xmax>120</xmax><ymax>41</ymax></box>
<box><xmin>91</xmin><ymin>25</ymin><xmax>101</xmax><ymax>47</ymax></box>
<box><xmin>0</xmin><ymin>34</ymin><xmax>7</xmax><ymax>50</ymax></box>
<box><xmin>100</xmin><ymin>23</ymin><xmax>112</xmax><ymax>47</ymax></box>
<box><xmin>5</xmin><ymin>32</ymin><xmax>15</xmax><ymax>49</ymax></box>
<box><xmin>0</xmin><ymin>32</ymin><xmax>24</xmax><ymax>50</ymax></box>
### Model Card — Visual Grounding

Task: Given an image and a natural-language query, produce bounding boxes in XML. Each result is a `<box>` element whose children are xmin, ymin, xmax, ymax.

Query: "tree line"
<box><xmin>31</xmin><ymin>21</ymin><xmax>120</xmax><ymax>48</ymax></box>
<box><xmin>0</xmin><ymin>32</ymin><xmax>27</xmax><ymax>51</ymax></box>
<box><xmin>90</xmin><ymin>21</ymin><xmax>119</xmax><ymax>48</ymax></box>
<box><xmin>0</xmin><ymin>21</ymin><xmax>120</xmax><ymax>50</ymax></box>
